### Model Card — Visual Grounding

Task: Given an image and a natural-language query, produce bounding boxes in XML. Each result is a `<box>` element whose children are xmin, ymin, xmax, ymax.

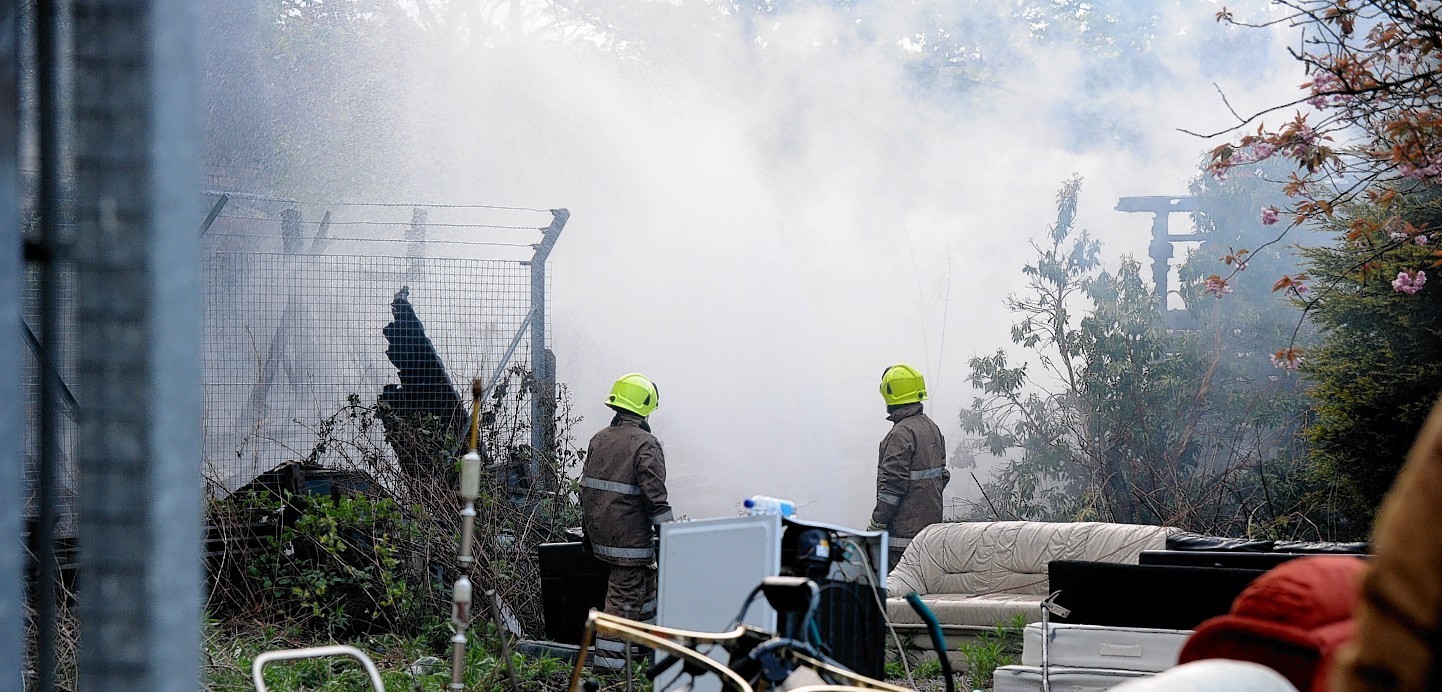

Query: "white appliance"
<box><xmin>657</xmin><ymin>514</ymin><xmax>888</xmax><ymax>692</ymax></box>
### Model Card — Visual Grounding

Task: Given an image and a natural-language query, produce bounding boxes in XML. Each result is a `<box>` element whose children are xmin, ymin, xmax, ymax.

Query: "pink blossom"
<box><xmin>1393</xmin><ymin>270</ymin><xmax>1428</xmax><ymax>295</ymax></box>
<box><xmin>1292</xmin><ymin>280</ymin><xmax>1309</xmax><ymax>294</ymax></box>
<box><xmin>1236</xmin><ymin>261</ymin><xmax>1248</xmax><ymax>271</ymax></box>
<box><xmin>1417</xmin><ymin>234</ymin><xmax>1430</xmax><ymax>246</ymax></box>
<box><xmin>1306</xmin><ymin>72</ymin><xmax>1349</xmax><ymax>109</ymax></box>
<box><xmin>1390</xmin><ymin>230</ymin><xmax>1409</xmax><ymax>240</ymax></box>
<box><xmin>1261</xmin><ymin>207</ymin><xmax>1280</xmax><ymax>225</ymax></box>
<box><xmin>1400</xmin><ymin>155</ymin><xmax>1442</xmax><ymax>182</ymax></box>
<box><xmin>1204</xmin><ymin>278</ymin><xmax>1233</xmax><ymax>299</ymax></box>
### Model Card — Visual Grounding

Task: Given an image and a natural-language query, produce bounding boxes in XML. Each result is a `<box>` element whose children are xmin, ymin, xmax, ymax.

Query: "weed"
<box><xmin>957</xmin><ymin>614</ymin><xmax>1026</xmax><ymax>688</ymax></box>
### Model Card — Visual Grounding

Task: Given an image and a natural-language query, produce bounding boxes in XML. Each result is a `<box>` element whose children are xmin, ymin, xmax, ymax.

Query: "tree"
<box><xmin>1300</xmin><ymin>188</ymin><xmax>1442</xmax><ymax>534</ymax></box>
<box><xmin>963</xmin><ymin>175</ymin><xmax>1325</xmax><ymax>536</ymax></box>
<box><xmin>1202</xmin><ymin>3</ymin><xmax>1442</xmax><ymax>531</ymax></box>
<box><xmin>1203</xmin><ymin>2</ymin><xmax>1442</xmax><ymax>366</ymax></box>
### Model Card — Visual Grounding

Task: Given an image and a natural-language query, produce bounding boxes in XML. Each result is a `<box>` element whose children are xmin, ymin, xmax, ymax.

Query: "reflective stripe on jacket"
<box><xmin>870</xmin><ymin>403</ymin><xmax>949</xmax><ymax>541</ymax></box>
<box><xmin>581</xmin><ymin>411</ymin><xmax>672</xmax><ymax>566</ymax></box>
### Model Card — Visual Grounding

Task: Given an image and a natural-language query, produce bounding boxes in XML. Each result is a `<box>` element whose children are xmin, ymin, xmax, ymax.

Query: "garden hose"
<box><xmin>904</xmin><ymin>592</ymin><xmax>955</xmax><ymax>692</ymax></box>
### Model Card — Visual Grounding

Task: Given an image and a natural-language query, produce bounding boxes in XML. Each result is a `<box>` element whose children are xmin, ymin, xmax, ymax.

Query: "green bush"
<box><xmin>240</xmin><ymin>489</ymin><xmax>432</xmax><ymax>638</ymax></box>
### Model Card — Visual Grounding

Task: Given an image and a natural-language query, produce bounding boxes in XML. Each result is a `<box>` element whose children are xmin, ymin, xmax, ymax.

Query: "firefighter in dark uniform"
<box><xmin>581</xmin><ymin>373</ymin><xmax>673</xmax><ymax>662</ymax></box>
<box><xmin>869</xmin><ymin>364</ymin><xmax>949</xmax><ymax>572</ymax></box>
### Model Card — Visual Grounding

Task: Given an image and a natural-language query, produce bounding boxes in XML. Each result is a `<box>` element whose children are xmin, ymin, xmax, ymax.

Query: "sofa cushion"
<box><xmin>889</xmin><ymin>521</ymin><xmax>1179</xmax><ymax>598</ymax></box>
<box><xmin>886</xmin><ymin>592</ymin><xmax>1047</xmax><ymax>627</ymax></box>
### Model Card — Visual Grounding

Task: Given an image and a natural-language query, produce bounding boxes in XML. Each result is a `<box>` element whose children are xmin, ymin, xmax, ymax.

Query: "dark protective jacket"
<box><xmin>581</xmin><ymin>411</ymin><xmax>674</xmax><ymax>566</ymax></box>
<box><xmin>870</xmin><ymin>403</ymin><xmax>949</xmax><ymax>549</ymax></box>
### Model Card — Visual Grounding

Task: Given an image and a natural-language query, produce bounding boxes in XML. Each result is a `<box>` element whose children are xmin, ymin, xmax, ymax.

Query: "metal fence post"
<box><xmin>72</xmin><ymin>0</ymin><xmax>202</xmax><ymax>689</ymax></box>
<box><xmin>408</xmin><ymin>206</ymin><xmax>427</xmax><ymax>283</ymax></box>
<box><xmin>529</xmin><ymin>209</ymin><xmax>568</xmax><ymax>480</ymax></box>
<box><xmin>280</xmin><ymin>208</ymin><xmax>303</xmax><ymax>254</ymax></box>
<box><xmin>0</xmin><ymin>3</ymin><xmax>23</xmax><ymax>687</ymax></box>
<box><xmin>33</xmin><ymin>1</ymin><xmax>69</xmax><ymax>688</ymax></box>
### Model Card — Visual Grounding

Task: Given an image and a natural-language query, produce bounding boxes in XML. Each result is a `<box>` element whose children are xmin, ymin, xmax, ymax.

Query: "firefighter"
<box><xmin>869</xmin><ymin>364</ymin><xmax>949</xmax><ymax>571</ymax></box>
<box><xmin>581</xmin><ymin>373</ymin><xmax>673</xmax><ymax>661</ymax></box>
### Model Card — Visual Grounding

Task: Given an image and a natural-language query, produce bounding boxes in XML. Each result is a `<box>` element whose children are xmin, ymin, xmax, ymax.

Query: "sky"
<box><xmin>221</xmin><ymin>0</ymin><xmax>1308</xmax><ymax>527</ymax></box>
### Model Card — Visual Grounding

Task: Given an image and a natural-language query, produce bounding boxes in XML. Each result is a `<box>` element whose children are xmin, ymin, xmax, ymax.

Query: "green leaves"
<box><xmin>961</xmin><ymin>173</ymin><xmax>1320</xmax><ymax>533</ymax></box>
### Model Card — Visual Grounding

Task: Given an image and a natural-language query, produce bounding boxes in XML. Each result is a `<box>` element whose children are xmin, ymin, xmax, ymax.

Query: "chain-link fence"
<box><xmin>20</xmin><ymin>171</ymin><xmax>79</xmax><ymax>537</ymax></box>
<box><xmin>201</xmin><ymin>200</ymin><xmax>559</xmax><ymax>496</ymax></box>
<box><xmin>22</xmin><ymin>186</ymin><xmax>561</xmax><ymax>529</ymax></box>
<box><xmin>203</xmin><ymin>250</ymin><xmax>537</xmax><ymax>493</ymax></box>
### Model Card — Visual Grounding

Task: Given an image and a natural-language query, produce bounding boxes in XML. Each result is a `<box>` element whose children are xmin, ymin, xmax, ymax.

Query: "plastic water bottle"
<box><xmin>743</xmin><ymin>495</ymin><xmax>796</xmax><ymax>518</ymax></box>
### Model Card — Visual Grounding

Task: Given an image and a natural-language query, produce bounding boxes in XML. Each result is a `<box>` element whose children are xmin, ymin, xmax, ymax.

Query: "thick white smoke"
<box><xmin>239</xmin><ymin>1</ymin><xmax>1303</xmax><ymax>526</ymax></box>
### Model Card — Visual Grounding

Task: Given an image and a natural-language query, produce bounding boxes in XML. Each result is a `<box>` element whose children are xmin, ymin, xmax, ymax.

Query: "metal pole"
<box><xmin>408</xmin><ymin>206</ymin><xmax>427</xmax><ymax>283</ymax></box>
<box><xmin>34</xmin><ymin>0</ymin><xmax>67</xmax><ymax>688</ymax></box>
<box><xmin>528</xmin><ymin>209</ymin><xmax>567</xmax><ymax>480</ymax></box>
<box><xmin>451</xmin><ymin>380</ymin><xmax>482</xmax><ymax>690</ymax></box>
<box><xmin>73</xmin><ymin>0</ymin><xmax>202</xmax><ymax>688</ymax></box>
<box><xmin>197</xmin><ymin>193</ymin><xmax>227</xmax><ymax>236</ymax></box>
<box><xmin>0</xmin><ymin>2</ymin><xmax>25</xmax><ymax>687</ymax></box>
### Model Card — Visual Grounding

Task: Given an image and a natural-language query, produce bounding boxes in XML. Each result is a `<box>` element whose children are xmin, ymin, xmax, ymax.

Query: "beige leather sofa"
<box><xmin>886</xmin><ymin>521</ymin><xmax>1179</xmax><ymax>630</ymax></box>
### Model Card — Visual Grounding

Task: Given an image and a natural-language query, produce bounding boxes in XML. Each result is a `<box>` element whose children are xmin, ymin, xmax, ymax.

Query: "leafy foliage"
<box><xmin>956</xmin><ymin>614</ymin><xmax>1026</xmax><ymax>689</ymax></box>
<box><xmin>1205</xmin><ymin>2</ymin><xmax>1442</xmax><ymax>364</ymax></box>
<box><xmin>962</xmin><ymin>176</ymin><xmax>1324</xmax><ymax>537</ymax></box>
<box><xmin>209</xmin><ymin>368</ymin><xmax>586</xmax><ymax>644</ymax></box>
<box><xmin>1301</xmin><ymin>189</ymin><xmax>1442</xmax><ymax>534</ymax></box>
<box><xmin>229</xmin><ymin>489</ymin><xmax>427</xmax><ymax>637</ymax></box>
<box><xmin>202</xmin><ymin>615</ymin><xmax>623</xmax><ymax>691</ymax></box>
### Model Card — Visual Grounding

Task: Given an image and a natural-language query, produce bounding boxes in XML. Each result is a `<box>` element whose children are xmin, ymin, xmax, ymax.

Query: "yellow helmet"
<box><xmin>607</xmin><ymin>373</ymin><xmax>660</xmax><ymax>417</ymax></box>
<box><xmin>880</xmin><ymin>364</ymin><xmax>927</xmax><ymax>405</ymax></box>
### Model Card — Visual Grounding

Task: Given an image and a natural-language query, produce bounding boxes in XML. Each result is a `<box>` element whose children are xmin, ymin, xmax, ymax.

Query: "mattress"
<box><xmin>1020</xmin><ymin>622</ymin><xmax>1192</xmax><ymax>672</ymax></box>
<box><xmin>993</xmin><ymin>665</ymin><xmax>1152</xmax><ymax>692</ymax></box>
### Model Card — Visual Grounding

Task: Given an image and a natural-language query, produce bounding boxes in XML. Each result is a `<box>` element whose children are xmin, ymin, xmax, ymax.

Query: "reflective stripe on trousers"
<box><xmin>591</xmin><ymin>542</ymin><xmax>654</xmax><ymax>560</ymax></box>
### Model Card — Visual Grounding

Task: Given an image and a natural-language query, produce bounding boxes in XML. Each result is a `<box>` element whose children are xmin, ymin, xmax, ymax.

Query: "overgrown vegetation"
<box><xmin>956</xmin><ymin>614</ymin><xmax>1026</xmax><ymax>689</ymax></box>
<box><xmin>884</xmin><ymin>614</ymin><xmax>1024</xmax><ymax>690</ymax></box>
<box><xmin>1301</xmin><ymin>189</ymin><xmax>1442</xmax><ymax>535</ymax></box>
<box><xmin>203</xmin><ymin>367</ymin><xmax>600</xmax><ymax>689</ymax></box>
<box><xmin>960</xmin><ymin>174</ymin><xmax>1327</xmax><ymax>538</ymax></box>
<box><xmin>204</xmin><ymin>617</ymin><xmax>583</xmax><ymax>691</ymax></box>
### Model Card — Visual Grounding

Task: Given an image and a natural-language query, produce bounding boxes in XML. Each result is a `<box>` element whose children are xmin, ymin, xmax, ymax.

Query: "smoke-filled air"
<box><xmin>201</xmin><ymin>0</ymin><xmax>1299</xmax><ymax>525</ymax></box>
<box><xmin>42</xmin><ymin>0</ymin><xmax>1442</xmax><ymax>689</ymax></box>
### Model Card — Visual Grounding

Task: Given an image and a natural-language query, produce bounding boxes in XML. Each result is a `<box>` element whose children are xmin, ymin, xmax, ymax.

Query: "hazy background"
<box><xmin>203</xmin><ymin>0</ymin><xmax>1303</xmax><ymax>527</ymax></box>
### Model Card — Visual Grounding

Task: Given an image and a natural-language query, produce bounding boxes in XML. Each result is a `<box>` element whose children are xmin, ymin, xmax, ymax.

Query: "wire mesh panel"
<box><xmin>21</xmin><ymin>263</ymin><xmax>79</xmax><ymax>536</ymax></box>
<box><xmin>203</xmin><ymin>250</ymin><xmax>535</xmax><ymax>495</ymax></box>
<box><xmin>20</xmin><ymin>170</ymin><xmax>80</xmax><ymax>536</ymax></box>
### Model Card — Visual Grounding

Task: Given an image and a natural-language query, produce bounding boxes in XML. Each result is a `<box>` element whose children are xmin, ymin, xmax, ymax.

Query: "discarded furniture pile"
<box><xmin>886</xmin><ymin>521</ymin><xmax>1370</xmax><ymax>691</ymax></box>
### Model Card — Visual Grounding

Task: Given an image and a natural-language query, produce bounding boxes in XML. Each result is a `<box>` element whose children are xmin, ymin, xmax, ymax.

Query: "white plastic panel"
<box><xmin>658</xmin><ymin>515</ymin><xmax>781</xmax><ymax>692</ymax></box>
